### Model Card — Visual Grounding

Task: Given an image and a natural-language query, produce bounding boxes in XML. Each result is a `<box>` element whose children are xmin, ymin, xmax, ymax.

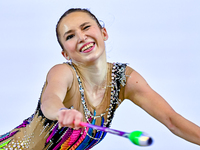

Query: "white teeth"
<box><xmin>81</xmin><ymin>43</ymin><xmax>94</xmax><ymax>52</ymax></box>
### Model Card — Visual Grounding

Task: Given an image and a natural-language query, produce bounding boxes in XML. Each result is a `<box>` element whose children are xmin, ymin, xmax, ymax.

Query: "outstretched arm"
<box><xmin>124</xmin><ymin>70</ymin><xmax>200</xmax><ymax>145</ymax></box>
<box><xmin>41</xmin><ymin>64</ymin><xmax>83</xmax><ymax>129</ymax></box>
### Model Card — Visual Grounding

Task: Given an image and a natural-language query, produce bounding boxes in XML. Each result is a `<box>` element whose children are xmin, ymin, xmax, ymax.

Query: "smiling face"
<box><xmin>57</xmin><ymin>11</ymin><xmax>108</xmax><ymax>65</ymax></box>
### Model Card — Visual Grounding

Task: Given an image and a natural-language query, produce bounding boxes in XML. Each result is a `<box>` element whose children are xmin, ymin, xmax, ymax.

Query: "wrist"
<box><xmin>59</xmin><ymin>107</ymin><xmax>69</xmax><ymax>111</ymax></box>
<box><xmin>56</xmin><ymin>107</ymin><xmax>69</xmax><ymax>120</ymax></box>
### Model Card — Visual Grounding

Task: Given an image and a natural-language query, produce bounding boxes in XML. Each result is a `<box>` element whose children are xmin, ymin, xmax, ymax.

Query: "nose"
<box><xmin>77</xmin><ymin>31</ymin><xmax>87</xmax><ymax>43</ymax></box>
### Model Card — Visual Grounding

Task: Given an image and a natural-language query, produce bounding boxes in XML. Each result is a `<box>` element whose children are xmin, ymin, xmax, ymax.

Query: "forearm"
<box><xmin>39</xmin><ymin>64</ymin><xmax>74</xmax><ymax>121</ymax></box>
<box><xmin>41</xmin><ymin>95</ymin><xmax>65</xmax><ymax>120</ymax></box>
<box><xmin>168</xmin><ymin>113</ymin><xmax>200</xmax><ymax>145</ymax></box>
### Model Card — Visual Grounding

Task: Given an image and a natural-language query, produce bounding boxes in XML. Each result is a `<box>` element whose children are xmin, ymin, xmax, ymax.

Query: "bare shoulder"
<box><xmin>126</xmin><ymin>69</ymin><xmax>150</xmax><ymax>91</ymax></box>
<box><xmin>125</xmin><ymin>69</ymin><xmax>152</xmax><ymax>102</ymax></box>
<box><xmin>47</xmin><ymin>63</ymin><xmax>74</xmax><ymax>88</ymax></box>
<box><xmin>48</xmin><ymin>63</ymin><xmax>73</xmax><ymax>75</ymax></box>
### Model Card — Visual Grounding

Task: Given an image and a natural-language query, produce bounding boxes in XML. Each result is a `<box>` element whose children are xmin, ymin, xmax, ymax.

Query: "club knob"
<box><xmin>128</xmin><ymin>131</ymin><xmax>153</xmax><ymax>146</ymax></box>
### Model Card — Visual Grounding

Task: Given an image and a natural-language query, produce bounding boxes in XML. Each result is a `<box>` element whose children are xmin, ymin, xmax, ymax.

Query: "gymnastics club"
<box><xmin>79</xmin><ymin>122</ymin><xmax>153</xmax><ymax>146</ymax></box>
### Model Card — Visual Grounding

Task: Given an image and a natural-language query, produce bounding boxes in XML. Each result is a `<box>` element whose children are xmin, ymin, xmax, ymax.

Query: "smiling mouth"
<box><xmin>80</xmin><ymin>43</ymin><xmax>95</xmax><ymax>52</ymax></box>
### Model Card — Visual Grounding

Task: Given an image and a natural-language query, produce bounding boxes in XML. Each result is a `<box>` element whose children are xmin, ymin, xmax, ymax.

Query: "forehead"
<box><xmin>59</xmin><ymin>12</ymin><xmax>96</xmax><ymax>31</ymax></box>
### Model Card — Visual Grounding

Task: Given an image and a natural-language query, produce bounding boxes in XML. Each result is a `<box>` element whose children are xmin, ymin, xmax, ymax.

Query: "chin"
<box><xmin>86</xmin><ymin>52</ymin><xmax>104</xmax><ymax>63</ymax></box>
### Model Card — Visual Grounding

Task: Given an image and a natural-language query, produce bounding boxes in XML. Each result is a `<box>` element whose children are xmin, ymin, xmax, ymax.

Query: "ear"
<box><xmin>61</xmin><ymin>50</ymin><xmax>70</xmax><ymax>60</ymax></box>
<box><xmin>102</xmin><ymin>27</ymin><xmax>109</xmax><ymax>41</ymax></box>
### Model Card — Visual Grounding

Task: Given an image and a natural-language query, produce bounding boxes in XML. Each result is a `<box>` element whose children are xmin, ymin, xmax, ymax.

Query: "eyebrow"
<box><xmin>63</xmin><ymin>22</ymin><xmax>90</xmax><ymax>38</ymax></box>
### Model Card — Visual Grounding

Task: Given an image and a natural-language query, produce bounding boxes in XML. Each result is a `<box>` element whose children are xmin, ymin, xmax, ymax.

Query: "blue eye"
<box><xmin>66</xmin><ymin>34</ymin><xmax>74</xmax><ymax>40</ymax></box>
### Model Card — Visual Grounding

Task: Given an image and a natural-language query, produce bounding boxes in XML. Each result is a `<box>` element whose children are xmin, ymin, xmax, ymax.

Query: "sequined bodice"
<box><xmin>0</xmin><ymin>62</ymin><xmax>130</xmax><ymax>150</ymax></box>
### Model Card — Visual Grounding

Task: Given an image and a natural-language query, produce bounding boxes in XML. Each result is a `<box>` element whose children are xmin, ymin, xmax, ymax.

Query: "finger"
<box><xmin>57</xmin><ymin>109</ymin><xmax>68</xmax><ymax>127</ymax></box>
<box><xmin>74</xmin><ymin>113</ymin><xmax>83</xmax><ymax>129</ymax></box>
<box><xmin>63</xmin><ymin>114</ymin><xmax>74</xmax><ymax>128</ymax></box>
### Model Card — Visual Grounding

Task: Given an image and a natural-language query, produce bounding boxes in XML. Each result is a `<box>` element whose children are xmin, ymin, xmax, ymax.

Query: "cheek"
<box><xmin>63</xmin><ymin>41</ymin><xmax>76</xmax><ymax>52</ymax></box>
<box><xmin>89</xmin><ymin>26</ymin><xmax>102</xmax><ymax>37</ymax></box>
<box><xmin>90</xmin><ymin>31</ymin><xmax>104</xmax><ymax>46</ymax></box>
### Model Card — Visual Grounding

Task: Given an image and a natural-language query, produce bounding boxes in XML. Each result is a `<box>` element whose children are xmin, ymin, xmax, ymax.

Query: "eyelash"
<box><xmin>66</xmin><ymin>34</ymin><xmax>74</xmax><ymax>41</ymax></box>
<box><xmin>65</xmin><ymin>25</ymin><xmax>91</xmax><ymax>41</ymax></box>
<box><xmin>83</xmin><ymin>25</ymin><xmax>91</xmax><ymax>30</ymax></box>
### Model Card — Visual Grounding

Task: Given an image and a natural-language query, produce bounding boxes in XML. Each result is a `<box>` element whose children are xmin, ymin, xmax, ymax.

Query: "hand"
<box><xmin>57</xmin><ymin>108</ymin><xmax>83</xmax><ymax>130</ymax></box>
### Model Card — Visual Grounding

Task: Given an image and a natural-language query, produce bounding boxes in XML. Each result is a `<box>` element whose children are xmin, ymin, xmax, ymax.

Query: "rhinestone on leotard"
<box><xmin>68</xmin><ymin>62</ymin><xmax>127</xmax><ymax>128</ymax></box>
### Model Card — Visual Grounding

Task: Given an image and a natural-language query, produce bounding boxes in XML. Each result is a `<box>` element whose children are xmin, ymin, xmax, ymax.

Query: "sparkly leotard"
<box><xmin>0</xmin><ymin>62</ymin><xmax>133</xmax><ymax>150</ymax></box>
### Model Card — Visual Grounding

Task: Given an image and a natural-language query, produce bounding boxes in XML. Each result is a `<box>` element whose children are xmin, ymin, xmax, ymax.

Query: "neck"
<box><xmin>73</xmin><ymin>53</ymin><xmax>108</xmax><ymax>92</ymax></box>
